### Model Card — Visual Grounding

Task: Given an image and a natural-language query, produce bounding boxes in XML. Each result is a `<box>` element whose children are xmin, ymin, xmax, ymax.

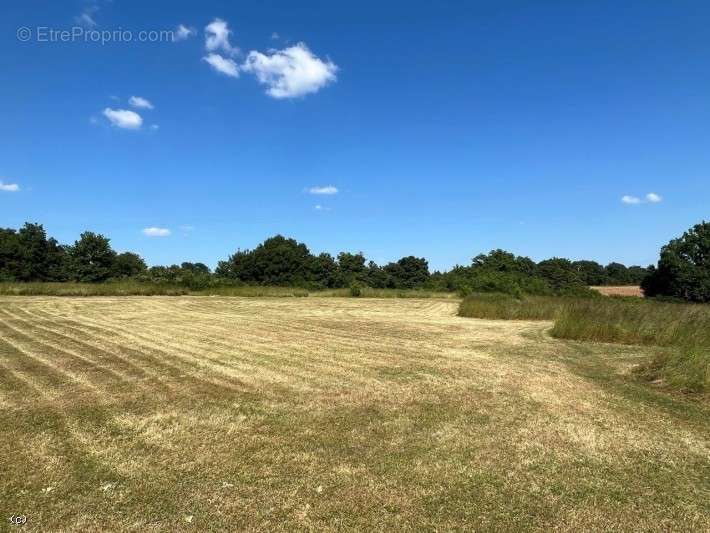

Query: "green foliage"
<box><xmin>472</xmin><ymin>249</ymin><xmax>536</xmax><ymax>275</ymax></box>
<box><xmin>536</xmin><ymin>258</ymin><xmax>583</xmax><ymax>291</ymax></box>
<box><xmin>216</xmin><ymin>235</ymin><xmax>315</xmax><ymax>286</ymax></box>
<box><xmin>366</xmin><ymin>261</ymin><xmax>389</xmax><ymax>288</ymax></box>
<box><xmin>572</xmin><ymin>260</ymin><xmax>607</xmax><ymax>285</ymax></box>
<box><xmin>69</xmin><ymin>232</ymin><xmax>117</xmax><ymax>282</ymax></box>
<box><xmin>311</xmin><ymin>253</ymin><xmax>339</xmax><ymax>288</ymax></box>
<box><xmin>383</xmin><ymin>256</ymin><xmax>429</xmax><ymax>289</ymax></box>
<box><xmin>0</xmin><ymin>220</ymin><xmax>695</xmax><ymax>302</ymax></box>
<box><xmin>112</xmin><ymin>252</ymin><xmax>147</xmax><ymax>278</ymax></box>
<box><xmin>349</xmin><ymin>282</ymin><xmax>362</xmax><ymax>297</ymax></box>
<box><xmin>337</xmin><ymin>252</ymin><xmax>368</xmax><ymax>286</ymax></box>
<box><xmin>642</xmin><ymin>221</ymin><xmax>710</xmax><ymax>302</ymax></box>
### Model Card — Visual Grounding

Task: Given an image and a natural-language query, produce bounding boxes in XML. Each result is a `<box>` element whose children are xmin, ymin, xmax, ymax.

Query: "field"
<box><xmin>590</xmin><ymin>285</ymin><xmax>644</xmax><ymax>297</ymax></box>
<box><xmin>1</xmin><ymin>297</ymin><xmax>709</xmax><ymax>531</ymax></box>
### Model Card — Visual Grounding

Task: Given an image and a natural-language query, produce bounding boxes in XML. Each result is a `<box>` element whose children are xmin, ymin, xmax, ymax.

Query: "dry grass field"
<box><xmin>590</xmin><ymin>285</ymin><xmax>644</xmax><ymax>297</ymax></box>
<box><xmin>1</xmin><ymin>297</ymin><xmax>708</xmax><ymax>531</ymax></box>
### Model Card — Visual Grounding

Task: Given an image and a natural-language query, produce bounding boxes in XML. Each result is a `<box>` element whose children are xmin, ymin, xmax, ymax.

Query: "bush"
<box><xmin>349</xmin><ymin>283</ymin><xmax>362</xmax><ymax>297</ymax></box>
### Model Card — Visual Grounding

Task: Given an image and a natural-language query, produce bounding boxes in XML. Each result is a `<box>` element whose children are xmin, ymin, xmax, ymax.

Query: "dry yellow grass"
<box><xmin>0</xmin><ymin>297</ymin><xmax>708</xmax><ymax>531</ymax></box>
<box><xmin>590</xmin><ymin>285</ymin><xmax>644</xmax><ymax>297</ymax></box>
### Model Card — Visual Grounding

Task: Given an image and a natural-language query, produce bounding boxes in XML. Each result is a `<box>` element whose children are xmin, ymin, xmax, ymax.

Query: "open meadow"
<box><xmin>1</xmin><ymin>296</ymin><xmax>708</xmax><ymax>531</ymax></box>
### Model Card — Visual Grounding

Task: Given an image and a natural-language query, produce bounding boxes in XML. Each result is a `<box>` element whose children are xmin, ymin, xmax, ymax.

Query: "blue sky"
<box><xmin>1</xmin><ymin>1</ymin><xmax>709</xmax><ymax>270</ymax></box>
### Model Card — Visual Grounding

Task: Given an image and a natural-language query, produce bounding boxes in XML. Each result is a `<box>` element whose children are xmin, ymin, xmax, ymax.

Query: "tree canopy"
<box><xmin>1</xmin><ymin>221</ymin><xmax>669</xmax><ymax>297</ymax></box>
<box><xmin>642</xmin><ymin>221</ymin><xmax>710</xmax><ymax>302</ymax></box>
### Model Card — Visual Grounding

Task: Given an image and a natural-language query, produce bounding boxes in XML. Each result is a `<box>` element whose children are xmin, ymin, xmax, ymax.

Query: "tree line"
<box><xmin>1</xmin><ymin>221</ymin><xmax>708</xmax><ymax>301</ymax></box>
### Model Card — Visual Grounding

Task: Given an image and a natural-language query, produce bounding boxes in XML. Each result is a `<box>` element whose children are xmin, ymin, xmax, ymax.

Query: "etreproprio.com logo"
<box><xmin>16</xmin><ymin>26</ymin><xmax>175</xmax><ymax>45</ymax></box>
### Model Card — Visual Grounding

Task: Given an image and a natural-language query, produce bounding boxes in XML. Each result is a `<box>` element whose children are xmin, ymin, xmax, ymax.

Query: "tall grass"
<box><xmin>0</xmin><ymin>282</ymin><xmax>454</xmax><ymax>299</ymax></box>
<box><xmin>550</xmin><ymin>298</ymin><xmax>710</xmax><ymax>348</ymax></box>
<box><xmin>457</xmin><ymin>293</ymin><xmax>566</xmax><ymax>320</ymax></box>
<box><xmin>459</xmin><ymin>293</ymin><xmax>710</xmax><ymax>392</ymax></box>
<box><xmin>551</xmin><ymin>298</ymin><xmax>710</xmax><ymax>392</ymax></box>
<box><xmin>0</xmin><ymin>281</ymin><xmax>190</xmax><ymax>296</ymax></box>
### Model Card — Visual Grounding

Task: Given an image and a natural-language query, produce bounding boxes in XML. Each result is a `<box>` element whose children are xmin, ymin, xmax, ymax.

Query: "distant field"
<box><xmin>1</xmin><ymin>297</ymin><xmax>708</xmax><ymax>531</ymax></box>
<box><xmin>591</xmin><ymin>285</ymin><xmax>643</xmax><ymax>297</ymax></box>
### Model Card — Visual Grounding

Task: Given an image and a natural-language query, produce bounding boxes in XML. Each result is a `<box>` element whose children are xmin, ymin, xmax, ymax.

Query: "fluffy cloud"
<box><xmin>309</xmin><ymin>185</ymin><xmax>338</xmax><ymax>195</ymax></box>
<box><xmin>621</xmin><ymin>195</ymin><xmax>641</xmax><ymax>205</ymax></box>
<box><xmin>174</xmin><ymin>24</ymin><xmax>195</xmax><ymax>41</ymax></box>
<box><xmin>203</xmin><ymin>53</ymin><xmax>239</xmax><ymax>77</ymax></box>
<box><xmin>622</xmin><ymin>192</ymin><xmax>663</xmax><ymax>205</ymax></box>
<box><xmin>128</xmin><ymin>96</ymin><xmax>154</xmax><ymax>109</ymax></box>
<box><xmin>0</xmin><ymin>180</ymin><xmax>20</xmax><ymax>192</ymax></box>
<box><xmin>205</xmin><ymin>18</ymin><xmax>239</xmax><ymax>56</ymax></box>
<box><xmin>242</xmin><ymin>43</ymin><xmax>338</xmax><ymax>98</ymax></box>
<box><xmin>142</xmin><ymin>227</ymin><xmax>171</xmax><ymax>237</ymax></box>
<box><xmin>103</xmin><ymin>108</ymin><xmax>143</xmax><ymax>129</ymax></box>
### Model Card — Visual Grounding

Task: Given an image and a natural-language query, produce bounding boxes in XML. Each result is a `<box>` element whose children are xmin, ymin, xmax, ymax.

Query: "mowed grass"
<box><xmin>0</xmin><ymin>297</ymin><xmax>708</xmax><ymax>531</ymax></box>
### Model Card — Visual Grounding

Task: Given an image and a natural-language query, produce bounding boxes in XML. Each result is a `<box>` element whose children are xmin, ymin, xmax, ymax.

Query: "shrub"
<box><xmin>349</xmin><ymin>283</ymin><xmax>362</xmax><ymax>297</ymax></box>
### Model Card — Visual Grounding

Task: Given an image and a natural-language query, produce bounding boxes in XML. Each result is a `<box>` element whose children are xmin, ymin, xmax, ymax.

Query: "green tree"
<box><xmin>0</xmin><ymin>228</ymin><xmax>20</xmax><ymax>281</ymax></box>
<box><xmin>46</xmin><ymin>239</ymin><xmax>71</xmax><ymax>281</ymax></box>
<box><xmin>366</xmin><ymin>261</ymin><xmax>390</xmax><ymax>288</ymax></box>
<box><xmin>384</xmin><ymin>256</ymin><xmax>430</xmax><ymax>289</ymax></box>
<box><xmin>181</xmin><ymin>262</ymin><xmax>210</xmax><ymax>274</ymax></box>
<box><xmin>311</xmin><ymin>253</ymin><xmax>339</xmax><ymax>288</ymax></box>
<box><xmin>337</xmin><ymin>252</ymin><xmax>368</xmax><ymax>286</ymax></box>
<box><xmin>572</xmin><ymin>260</ymin><xmax>607</xmax><ymax>285</ymax></box>
<box><xmin>16</xmin><ymin>223</ymin><xmax>51</xmax><ymax>281</ymax></box>
<box><xmin>217</xmin><ymin>235</ymin><xmax>314</xmax><ymax>285</ymax></box>
<box><xmin>605</xmin><ymin>262</ymin><xmax>631</xmax><ymax>285</ymax></box>
<box><xmin>113</xmin><ymin>252</ymin><xmax>148</xmax><ymax>278</ymax></box>
<box><xmin>537</xmin><ymin>258</ymin><xmax>584</xmax><ymax>292</ymax></box>
<box><xmin>626</xmin><ymin>265</ymin><xmax>649</xmax><ymax>285</ymax></box>
<box><xmin>472</xmin><ymin>249</ymin><xmax>535</xmax><ymax>275</ymax></box>
<box><xmin>642</xmin><ymin>221</ymin><xmax>710</xmax><ymax>302</ymax></box>
<box><xmin>69</xmin><ymin>232</ymin><xmax>117</xmax><ymax>282</ymax></box>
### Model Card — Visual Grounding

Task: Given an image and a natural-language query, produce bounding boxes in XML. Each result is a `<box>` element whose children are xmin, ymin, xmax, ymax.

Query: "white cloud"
<box><xmin>242</xmin><ymin>43</ymin><xmax>338</xmax><ymax>99</ymax></box>
<box><xmin>129</xmin><ymin>96</ymin><xmax>154</xmax><ymax>109</ymax></box>
<box><xmin>621</xmin><ymin>195</ymin><xmax>642</xmax><ymax>205</ymax></box>
<box><xmin>205</xmin><ymin>18</ymin><xmax>239</xmax><ymax>56</ymax></box>
<box><xmin>271</xmin><ymin>32</ymin><xmax>280</xmax><ymax>40</ymax></box>
<box><xmin>102</xmin><ymin>108</ymin><xmax>143</xmax><ymax>129</ymax></box>
<box><xmin>203</xmin><ymin>53</ymin><xmax>240</xmax><ymax>77</ymax></box>
<box><xmin>622</xmin><ymin>192</ymin><xmax>663</xmax><ymax>205</ymax></box>
<box><xmin>0</xmin><ymin>180</ymin><xmax>20</xmax><ymax>192</ymax></box>
<box><xmin>314</xmin><ymin>204</ymin><xmax>331</xmax><ymax>211</ymax></box>
<box><xmin>309</xmin><ymin>185</ymin><xmax>338</xmax><ymax>195</ymax></box>
<box><xmin>174</xmin><ymin>24</ymin><xmax>195</xmax><ymax>41</ymax></box>
<box><xmin>142</xmin><ymin>227</ymin><xmax>171</xmax><ymax>237</ymax></box>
